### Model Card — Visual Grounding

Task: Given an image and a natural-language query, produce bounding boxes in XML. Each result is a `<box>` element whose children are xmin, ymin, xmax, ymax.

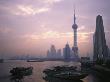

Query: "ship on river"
<box><xmin>43</xmin><ymin>66</ymin><xmax>88</xmax><ymax>80</ymax></box>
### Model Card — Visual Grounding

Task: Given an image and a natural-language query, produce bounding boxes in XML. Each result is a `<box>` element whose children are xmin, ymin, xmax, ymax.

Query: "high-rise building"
<box><xmin>56</xmin><ymin>49</ymin><xmax>62</xmax><ymax>58</ymax></box>
<box><xmin>72</xmin><ymin>9</ymin><xmax>79</xmax><ymax>58</ymax></box>
<box><xmin>63</xmin><ymin>43</ymin><xmax>71</xmax><ymax>59</ymax></box>
<box><xmin>50</xmin><ymin>45</ymin><xmax>56</xmax><ymax>58</ymax></box>
<box><xmin>93</xmin><ymin>15</ymin><xmax>109</xmax><ymax>62</ymax></box>
<box><xmin>63</xmin><ymin>48</ymin><xmax>65</xmax><ymax>58</ymax></box>
<box><xmin>47</xmin><ymin>50</ymin><xmax>51</xmax><ymax>58</ymax></box>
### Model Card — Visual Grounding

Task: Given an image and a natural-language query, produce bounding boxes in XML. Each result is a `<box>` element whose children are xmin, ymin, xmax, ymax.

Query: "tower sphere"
<box><xmin>72</xmin><ymin>23</ymin><xmax>78</xmax><ymax>29</ymax></box>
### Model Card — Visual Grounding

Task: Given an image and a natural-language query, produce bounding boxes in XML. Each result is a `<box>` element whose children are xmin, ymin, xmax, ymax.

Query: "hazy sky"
<box><xmin>0</xmin><ymin>0</ymin><xmax>110</xmax><ymax>57</ymax></box>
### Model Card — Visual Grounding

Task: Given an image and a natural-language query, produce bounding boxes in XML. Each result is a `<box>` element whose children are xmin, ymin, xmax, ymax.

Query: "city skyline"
<box><xmin>0</xmin><ymin>0</ymin><xmax>110</xmax><ymax>57</ymax></box>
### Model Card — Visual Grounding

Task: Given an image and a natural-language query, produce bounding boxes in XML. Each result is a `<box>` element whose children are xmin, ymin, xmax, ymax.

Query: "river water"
<box><xmin>0</xmin><ymin>60</ymin><xmax>102</xmax><ymax>82</ymax></box>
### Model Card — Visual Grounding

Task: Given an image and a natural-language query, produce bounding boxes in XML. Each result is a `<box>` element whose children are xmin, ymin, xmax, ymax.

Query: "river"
<box><xmin>0</xmin><ymin>60</ymin><xmax>102</xmax><ymax>82</ymax></box>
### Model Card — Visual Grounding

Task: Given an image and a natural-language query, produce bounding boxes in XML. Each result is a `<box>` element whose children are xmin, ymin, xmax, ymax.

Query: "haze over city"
<box><xmin>0</xmin><ymin>0</ymin><xmax>110</xmax><ymax>58</ymax></box>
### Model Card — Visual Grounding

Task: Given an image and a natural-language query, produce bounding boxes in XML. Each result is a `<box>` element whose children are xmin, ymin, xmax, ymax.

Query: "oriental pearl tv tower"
<box><xmin>72</xmin><ymin>9</ymin><xmax>79</xmax><ymax>58</ymax></box>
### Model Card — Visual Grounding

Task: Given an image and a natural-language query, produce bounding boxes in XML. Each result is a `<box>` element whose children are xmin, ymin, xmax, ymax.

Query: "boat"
<box><xmin>43</xmin><ymin>66</ymin><xmax>88</xmax><ymax>80</ymax></box>
<box><xmin>0</xmin><ymin>59</ymin><xmax>4</xmax><ymax>63</ymax></box>
<box><xmin>10</xmin><ymin>67</ymin><xmax>33</xmax><ymax>76</ymax></box>
<box><xmin>43</xmin><ymin>66</ymin><xmax>77</xmax><ymax>76</ymax></box>
<box><xmin>27</xmin><ymin>60</ymin><xmax>44</xmax><ymax>62</ymax></box>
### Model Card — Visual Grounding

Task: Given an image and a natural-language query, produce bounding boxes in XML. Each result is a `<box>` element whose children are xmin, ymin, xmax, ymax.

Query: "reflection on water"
<box><xmin>43</xmin><ymin>76</ymin><xmax>83</xmax><ymax>82</ymax></box>
<box><xmin>0</xmin><ymin>60</ymin><xmax>103</xmax><ymax>82</ymax></box>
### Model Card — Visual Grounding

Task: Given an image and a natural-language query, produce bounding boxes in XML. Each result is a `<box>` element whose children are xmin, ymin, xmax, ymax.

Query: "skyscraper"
<box><xmin>50</xmin><ymin>45</ymin><xmax>56</xmax><ymax>58</ymax></box>
<box><xmin>56</xmin><ymin>49</ymin><xmax>62</xmax><ymax>58</ymax></box>
<box><xmin>47</xmin><ymin>50</ymin><xmax>51</xmax><ymax>58</ymax></box>
<box><xmin>93</xmin><ymin>15</ymin><xmax>109</xmax><ymax>62</ymax></box>
<box><xmin>63</xmin><ymin>43</ymin><xmax>71</xmax><ymax>59</ymax></box>
<box><xmin>72</xmin><ymin>9</ymin><xmax>79</xmax><ymax>58</ymax></box>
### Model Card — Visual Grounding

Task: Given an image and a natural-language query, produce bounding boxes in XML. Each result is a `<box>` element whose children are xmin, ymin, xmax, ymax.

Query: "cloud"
<box><xmin>0</xmin><ymin>27</ymin><xmax>14</xmax><ymax>34</ymax></box>
<box><xmin>1</xmin><ymin>4</ymin><xmax>49</xmax><ymax>16</ymax></box>
<box><xmin>22</xmin><ymin>30</ymin><xmax>93</xmax><ymax>43</ymax></box>
<box><xmin>39</xmin><ymin>0</ymin><xmax>62</xmax><ymax>4</ymax></box>
<box><xmin>22</xmin><ymin>30</ymin><xmax>61</xmax><ymax>40</ymax></box>
<box><xmin>0</xmin><ymin>0</ymin><xmax>63</xmax><ymax>16</ymax></box>
<box><xmin>0</xmin><ymin>5</ymin><xmax>50</xmax><ymax>16</ymax></box>
<box><xmin>12</xmin><ymin>5</ymin><xmax>50</xmax><ymax>16</ymax></box>
<box><xmin>78</xmin><ymin>25</ymin><xmax>86</xmax><ymax>31</ymax></box>
<box><xmin>79</xmin><ymin>15</ymin><xmax>90</xmax><ymax>20</ymax></box>
<box><xmin>15</xmin><ymin>0</ymin><xmax>63</xmax><ymax>16</ymax></box>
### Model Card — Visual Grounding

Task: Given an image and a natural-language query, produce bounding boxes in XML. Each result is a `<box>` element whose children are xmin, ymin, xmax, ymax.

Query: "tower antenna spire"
<box><xmin>74</xmin><ymin>5</ymin><xmax>76</xmax><ymax>24</ymax></box>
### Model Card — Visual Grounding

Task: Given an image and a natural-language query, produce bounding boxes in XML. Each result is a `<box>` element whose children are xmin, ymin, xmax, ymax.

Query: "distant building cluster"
<box><xmin>47</xmin><ymin>45</ymin><xmax>62</xmax><ymax>59</ymax></box>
